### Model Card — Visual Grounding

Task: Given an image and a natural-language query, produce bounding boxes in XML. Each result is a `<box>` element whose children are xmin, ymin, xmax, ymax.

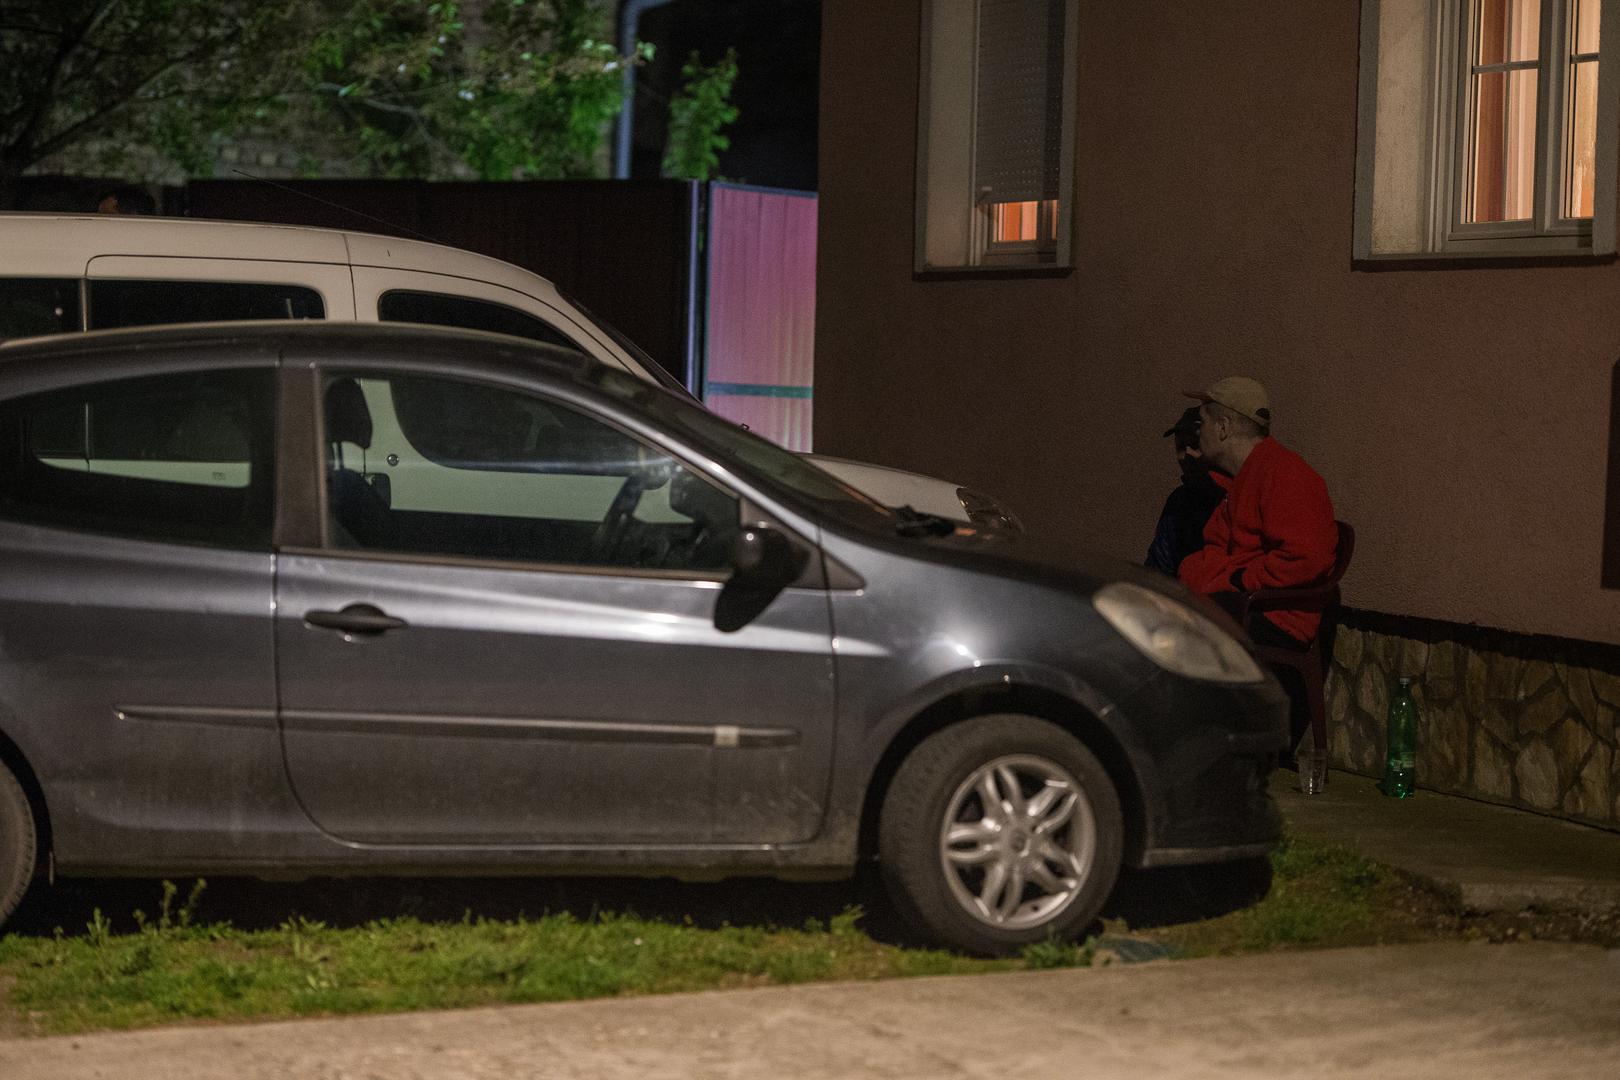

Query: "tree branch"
<box><xmin>311</xmin><ymin>83</ymin><xmax>447</xmax><ymax>118</ymax></box>
<box><xmin>8</xmin><ymin>0</ymin><xmax>117</xmax><ymax>165</ymax></box>
<box><xmin>24</xmin><ymin>40</ymin><xmax>215</xmax><ymax>165</ymax></box>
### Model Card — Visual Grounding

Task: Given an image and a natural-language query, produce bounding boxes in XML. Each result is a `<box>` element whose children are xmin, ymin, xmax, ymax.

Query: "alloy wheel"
<box><xmin>937</xmin><ymin>754</ymin><xmax>1097</xmax><ymax>931</ymax></box>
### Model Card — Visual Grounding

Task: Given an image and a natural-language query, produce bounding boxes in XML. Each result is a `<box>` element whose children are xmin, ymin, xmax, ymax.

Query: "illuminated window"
<box><xmin>1356</xmin><ymin>0</ymin><xmax>1616</xmax><ymax>258</ymax></box>
<box><xmin>916</xmin><ymin>0</ymin><xmax>1077</xmax><ymax>271</ymax></box>
<box><xmin>989</xmin><ymin>199</ymin><xmax>1060</xmax><ymax>247</ymax></box>
<box><xmin>1461</xmin><ymin>0</ymin><xmax>1541</xmax><ymax>223</ymax></box>
<box><xmin>1455</xmin><ymin>0</ymin><xmax>1600</xmax><ymax>235</ymax></box>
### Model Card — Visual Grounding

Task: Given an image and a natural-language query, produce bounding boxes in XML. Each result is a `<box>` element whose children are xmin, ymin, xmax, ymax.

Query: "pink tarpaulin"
<box><xmin>703</xmin><ymin>184</ymin><xmax>817</xmax><ymax>451</ymax></box>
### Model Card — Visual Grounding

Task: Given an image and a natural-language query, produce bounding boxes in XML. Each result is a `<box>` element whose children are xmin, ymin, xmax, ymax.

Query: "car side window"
<box><xmin>0</xmin><ymin>369</ymin><xmax>276</xmax><ymax>548</ymax></box>
<box><xmin>321</xmin><ymin>371</ymin><xmax>738</xmax><ymax>572</ymax></box>
<box><xmin>88</xmin><ymin>280</ymin><xmax>323</xmax><ymax>329</ymax></box>
<box><xmin>377</xmin><ymin>290</ymin><xmax>586</xmax><ymax>353</ymax></box>
<box><xmin>0</xmin><ymin>278</ymin><xmax>82</xmax><ymax>342</ymax></box>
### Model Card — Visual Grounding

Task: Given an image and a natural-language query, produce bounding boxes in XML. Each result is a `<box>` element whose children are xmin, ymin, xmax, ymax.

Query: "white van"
<box><xmin>0</xmin><ymin>214</ymin><xmax>1019</xmax><ymax>529</ymax></box>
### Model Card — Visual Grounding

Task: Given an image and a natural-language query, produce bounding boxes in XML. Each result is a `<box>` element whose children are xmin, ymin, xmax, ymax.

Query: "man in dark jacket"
<box><xmin>1145</xmin><ymin>406</ymin><xmax>1228</xmax><ymax>576</ymax></box>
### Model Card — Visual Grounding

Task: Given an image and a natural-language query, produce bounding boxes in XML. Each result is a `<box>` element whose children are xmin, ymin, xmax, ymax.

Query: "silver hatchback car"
<box><xmin>0</xmin><ymin>323</ymin><xmax>1286</xmax><ymax>955</ymax></box>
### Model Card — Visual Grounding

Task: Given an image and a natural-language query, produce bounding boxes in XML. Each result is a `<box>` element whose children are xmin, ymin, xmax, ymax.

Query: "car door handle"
<box><xmin>304</xmin><ymin>604</ymin><xmax>408</xmax><ymax>636</ymax></box>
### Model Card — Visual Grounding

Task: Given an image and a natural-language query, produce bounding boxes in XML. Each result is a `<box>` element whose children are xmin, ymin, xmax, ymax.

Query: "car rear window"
<box><xmin>0</xmin><ymin>278</ymin><xmax>82</xmax><ymax>342</ymax></box>
<box><xmin>0</xmin><ymin>369</ymin><xmax>276</xmax><ymax>548</ymax></box>
<box><xmin>88</xmin><ymin>280</ymin><xmax>323</xmax><ymax>329</ymax></box>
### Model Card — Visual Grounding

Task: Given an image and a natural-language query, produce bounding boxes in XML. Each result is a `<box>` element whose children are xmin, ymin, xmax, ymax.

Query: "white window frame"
<box><xmin>914</xmin><ymin>0</ymin><xmax>1079</xmax><ymax>273</ymax></box>
<box><xmin>1355</xmin><ymin>0</ymin><xmax>1620</xmax><ymax>260</ymax></box>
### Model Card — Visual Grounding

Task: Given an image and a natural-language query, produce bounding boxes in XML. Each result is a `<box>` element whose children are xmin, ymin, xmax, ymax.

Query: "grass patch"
<box><xmin>1142</xmin><ymin>836</ymin><xmax>1423</xmax><ymax>957</ymax></box>
<box><xmin>1018</xmin><ymin>935</ymin><xmax>1094</xmax><ymax>970</ymax></box>
<box><xmin>0</xmin><ymin>837</ymin><xmax>1448</xmax><ymax>1036</ymax></box>
<box><xmin>0</xmin><ymin>891</ymin><xmax>1009</xmax><ymax>1035</ymax></box>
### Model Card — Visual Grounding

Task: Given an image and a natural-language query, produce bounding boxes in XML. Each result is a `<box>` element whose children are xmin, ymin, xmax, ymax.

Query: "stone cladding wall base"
<box><xmin>1325</xmin><ymin>614</ymin><xmax>1619</xmax><ymax>833</ymax></box>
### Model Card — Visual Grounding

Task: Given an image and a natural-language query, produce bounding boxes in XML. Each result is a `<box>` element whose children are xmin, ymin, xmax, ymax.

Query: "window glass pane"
<box><xmin>0</xmin><ymin>369</ymin><xmax>274</xmax><ymax>547</ymax></box>
<box><xmin>1566</xmin><ymin>58</ymin><xmax>1600</xmax><ymax>217</ymax></box>
<box><xmin>1476</xmin><ymin>0</ymin><xmax>1541</xmax><ymax>65</ymax></box>
<box><xmin>0</xmin><ymin>278</ymin><xmax>80</xmax><ymax>342</ymax></box>
<box><xmin>989</xmin><ymin>199</ymin><xmax>1059</xmax><ymax>244</ymax></box>
<box><xmin>88</xmin><ymin>280</ymin><xmax>323</xmax><ymax>330</ymax></box>
<box><xmin>1575</xmin><ymin>0</ymin><xmax>1600</xmax><ymax>53</ymax></box>
<box><xmin>1468</xmin><ymin>68</ymin><xmax>1539</xmax><ymax>222</ymax></box>
<box><xmin>322</xmin><ymin>372</ymin><xmax>738</xmax><ymax>572</ymax></box>
<box><xmin>377</xmin><ymin>291</ymin><xmax>585</xmax><ymax>353</ymax></box>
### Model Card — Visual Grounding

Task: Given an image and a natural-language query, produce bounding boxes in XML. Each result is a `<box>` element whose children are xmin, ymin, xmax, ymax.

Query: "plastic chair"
<box><xmin>1237</xmin><ymin>521</ymin><xmax>1356</xmax><ymax>757</ymax></box>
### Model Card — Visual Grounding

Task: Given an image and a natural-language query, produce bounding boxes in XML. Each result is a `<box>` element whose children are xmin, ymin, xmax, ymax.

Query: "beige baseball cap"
<box><xmin>1184</xmin><ymin>376</ymin><xmax>1271</xmax><ymax>429</ymax></box>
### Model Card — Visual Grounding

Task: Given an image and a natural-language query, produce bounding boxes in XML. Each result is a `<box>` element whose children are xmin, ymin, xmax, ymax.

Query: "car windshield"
<box><xmin>559</xmin><ymin>289</ymin><xmax>699</xmax><ymax>403</ymax></box>
<box><xmin>591</xmin><ymin>368</ymin><xmax>897</xmax><ymax>531</ymax></box>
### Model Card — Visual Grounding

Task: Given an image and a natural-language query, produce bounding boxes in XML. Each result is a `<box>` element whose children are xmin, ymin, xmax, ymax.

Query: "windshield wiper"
<box><xmin>892</xmin><ymin>505</ymin><xmax>958</xmax><ymax>537</ymax></box>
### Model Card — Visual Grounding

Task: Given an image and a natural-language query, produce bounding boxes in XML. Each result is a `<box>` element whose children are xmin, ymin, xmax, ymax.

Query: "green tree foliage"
<box><xmin>304</xmin><ymin>0</ymin><xmax>644</xmax><ymax>180</ymax></box>
<box><xmin>661</xmin><ymin>48</ymin><xmax>738</xmax><ymax>182</ymax></box>
<box><xmin>0</xmin><ymin>0</ymin><xmax>638</xmax><ymax>205</ymax></box>
<box><xmin>1</xmin><ymin>0</ymin><xmax>307</xmax><ymax>198</ymax></box>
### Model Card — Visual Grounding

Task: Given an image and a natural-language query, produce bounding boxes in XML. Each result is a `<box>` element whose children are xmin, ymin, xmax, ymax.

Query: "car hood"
<box><xmin>804</xmin><ymin>454</ymin><xmax>971</xmax><ymax>521</ymax></box>
<box><xmin>868</xmin><ymin>524</ymin><xmax>1232</xmax><ymax>626</ymax></box>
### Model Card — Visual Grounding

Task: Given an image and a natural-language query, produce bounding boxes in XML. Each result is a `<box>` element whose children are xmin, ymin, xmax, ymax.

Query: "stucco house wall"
<box><xmin>815</xmin><ymin>2</ymin><xmax>1620</xmax><ymax>829</ymax></box>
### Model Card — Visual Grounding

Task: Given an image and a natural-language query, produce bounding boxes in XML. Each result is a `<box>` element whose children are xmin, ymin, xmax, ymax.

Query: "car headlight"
<box><xmin>1092</xmin><ymin>582</ymin><xmax>1265</xmax><ymax>684</ymax></box>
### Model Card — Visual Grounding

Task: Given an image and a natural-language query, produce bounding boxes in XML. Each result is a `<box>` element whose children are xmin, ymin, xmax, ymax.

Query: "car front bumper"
<box><xmin>1118</xmin><ymin>670</ymin><xmax>1290</xmax><ymax>869</ymax></box>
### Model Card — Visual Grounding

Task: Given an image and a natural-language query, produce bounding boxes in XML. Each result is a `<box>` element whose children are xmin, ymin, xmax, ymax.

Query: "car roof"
<box><xmin>0</xmin><ymin>320</ymin><xmax>600</xmax><ymax>389</ymax></box>
<box><xmin>0</xmin><ymin>213</ymin><xmax>559</xmax><ymax>298</ymax></box>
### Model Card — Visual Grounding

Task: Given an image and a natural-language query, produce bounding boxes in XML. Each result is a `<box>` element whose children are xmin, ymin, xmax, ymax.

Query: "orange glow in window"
<box><xmin>990</xmin><ymin>200</ymin><xmax>1058</xmax><ymax>243</ymax></box>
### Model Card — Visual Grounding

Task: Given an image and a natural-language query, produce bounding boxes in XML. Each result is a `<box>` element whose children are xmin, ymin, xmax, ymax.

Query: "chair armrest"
<box><xmin>1238</xmin><ymin>584</ymin><xmax>1341</xmax><ymax>620</ymax></box>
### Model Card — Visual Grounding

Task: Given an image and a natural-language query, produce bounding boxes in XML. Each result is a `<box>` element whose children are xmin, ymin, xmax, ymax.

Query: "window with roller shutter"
<box><xmin>915</xmin><ymin>0</ymin><xmax>1077</xmax><ymax>271</ymax></box>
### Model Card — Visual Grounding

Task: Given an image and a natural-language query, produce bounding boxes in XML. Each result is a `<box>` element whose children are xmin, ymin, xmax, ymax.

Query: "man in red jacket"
<box><xmin>1177</xmin><ymin>376</ymin><xmax>1337</xmax><ymax>648</ymax></box>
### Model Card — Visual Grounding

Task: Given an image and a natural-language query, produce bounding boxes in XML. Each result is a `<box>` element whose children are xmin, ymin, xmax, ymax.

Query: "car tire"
<box><xmin>878</xmin><ymin>714</ymin><xmax>1122</xmax><ymax>956</ymax></box>
<box><xmin>0</xmin><ymin>763</ymin><xmax>36</xmax><ymax>930</ymax></box>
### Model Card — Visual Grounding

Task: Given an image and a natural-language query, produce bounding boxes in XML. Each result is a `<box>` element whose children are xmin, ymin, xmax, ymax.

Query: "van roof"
<box><xmin>0</xmin><ymin>213</ymin><xmax>558</xmax><ymax>298</ymax></box>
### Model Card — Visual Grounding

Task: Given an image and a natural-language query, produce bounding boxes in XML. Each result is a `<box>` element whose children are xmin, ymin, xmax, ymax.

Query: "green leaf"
<box><xmin>662</xmin><ymin>48</ymin><xmax>740</xmax><ymax>181</ymax></box>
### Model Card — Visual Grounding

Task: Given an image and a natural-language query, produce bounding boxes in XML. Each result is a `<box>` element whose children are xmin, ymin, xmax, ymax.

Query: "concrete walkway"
<box><xmin>1274</xmin><ymin>769</ymin><xmax>1620</xmax><ymax>914</ymax></box>
<box><xmin>2</xmin><ymin>942</ymin><xmax>1616</xmax><ymax>1080</ymax></box>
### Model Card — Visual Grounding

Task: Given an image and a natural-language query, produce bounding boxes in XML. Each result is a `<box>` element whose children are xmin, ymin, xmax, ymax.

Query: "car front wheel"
<box><xmin>878</xmin><ymin>715</ymin><xmax>1122</xmax><ymax>955</ymax></box>
<box><xmin>0</xmin><ymin>762</ymin><xmax>37</xmax><ymax>930</ymax></box>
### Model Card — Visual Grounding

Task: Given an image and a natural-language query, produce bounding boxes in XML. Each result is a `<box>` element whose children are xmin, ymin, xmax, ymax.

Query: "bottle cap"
<box><xmin>1398</xmin><ymin>676</ymin><xmax>1413</xmax><ymax>686</ymax></box>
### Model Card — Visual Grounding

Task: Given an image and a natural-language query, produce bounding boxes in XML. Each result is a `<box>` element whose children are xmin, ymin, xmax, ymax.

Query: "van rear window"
<box><xmin>379</xmin><ymin>290</ymin><xmax>583</xmax><ymax>352</ymax></box>
<box><xmin>0</xmin><ymin>278</ymin><xmax>81</xmax><ymax>342</ymax></box>
<box><xmin>88</xmin><ymin>280</ymin><xmax>323</xmax><ymax>329</ymax></box>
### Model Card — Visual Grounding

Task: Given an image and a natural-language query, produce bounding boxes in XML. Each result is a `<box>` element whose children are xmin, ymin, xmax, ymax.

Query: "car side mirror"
<box><xmin>730</xmin><ymin>525</ymin><xmax>799</xmax><ymax>588</ymax></box>
<box><xmin>715</xmin><ymin>525</ymin><xmax>806</xmax><ymax>632</ymax></box>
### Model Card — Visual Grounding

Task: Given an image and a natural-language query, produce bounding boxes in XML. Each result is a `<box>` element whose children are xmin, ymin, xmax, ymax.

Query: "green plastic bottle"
<box><xmin>1381</xmin><ymin>676</ymin><xmax>1417</xmax><ymax>799</ymax></box>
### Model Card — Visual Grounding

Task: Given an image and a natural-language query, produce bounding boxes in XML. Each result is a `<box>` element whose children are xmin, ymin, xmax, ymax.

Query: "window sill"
<box><xmin>1353</xmin><ymin>249</ymin><xmax>1617</xmax><ymax>271</ymax></box>
<box><xmin>912</xmin><ymin>264</ymin><xmax>1076</xmax><ymax>282</ymax></box>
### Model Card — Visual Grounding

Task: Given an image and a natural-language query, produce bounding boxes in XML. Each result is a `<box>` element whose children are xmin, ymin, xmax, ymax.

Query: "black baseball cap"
<box><xmin>1162</xmin><ymin>406</ymin><xmax>1202</xmax><ymax>445</ymax></box>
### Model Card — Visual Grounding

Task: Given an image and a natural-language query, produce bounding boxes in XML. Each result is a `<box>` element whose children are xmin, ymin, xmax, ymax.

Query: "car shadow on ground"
<box><xmin>5</xmin><ymin>857</ymin><xmax>1273</xmax><ymax>948</ymax></box>
<box><xmin>1103</xmin><ymin>857</ymin><xmax>1273</xmax><ymax>930</ymax></box>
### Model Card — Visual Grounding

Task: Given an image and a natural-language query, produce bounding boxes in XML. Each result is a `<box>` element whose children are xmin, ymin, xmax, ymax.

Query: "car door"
<box><xmin>0</xmin><ymin>359</ymin><xmax>287</xmax><ymax>870</ymax></box>
<box><xmin>273</xmin><ymin>362</ymin><xmax>837</xmax><ymax>847</ymax></box>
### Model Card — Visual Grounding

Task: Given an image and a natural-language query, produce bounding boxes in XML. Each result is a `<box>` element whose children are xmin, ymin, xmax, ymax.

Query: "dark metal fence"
<box><xmin>186</xmin><ymin>179</ymin><xmax>702</xmax><ymax>391</ymax></box>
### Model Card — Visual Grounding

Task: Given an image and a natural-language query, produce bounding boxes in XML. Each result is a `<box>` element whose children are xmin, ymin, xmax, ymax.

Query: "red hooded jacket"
<box><xmin>1177</xmin><ymin>437</ymin><xmax>1337</xmax><ymax>642</ymax></box>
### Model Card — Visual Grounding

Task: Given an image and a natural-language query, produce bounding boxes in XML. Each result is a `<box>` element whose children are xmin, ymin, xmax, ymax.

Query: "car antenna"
<box><xmin>228</xmin><ymin>169</ymin><xmax>447</xmax><ymax>245</ymax></box>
